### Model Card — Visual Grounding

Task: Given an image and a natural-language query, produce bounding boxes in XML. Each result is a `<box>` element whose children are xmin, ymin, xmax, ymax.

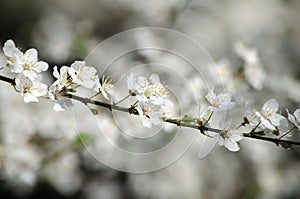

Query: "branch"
<box><xmin>0</xmin><ymin>75</ymin><xmax>15</xmax><ymax>84</ymax></box>
<box><xmin>1</xmin><ymin>74</ymin><xmax>300</xmax><ymax>148</ymax></box>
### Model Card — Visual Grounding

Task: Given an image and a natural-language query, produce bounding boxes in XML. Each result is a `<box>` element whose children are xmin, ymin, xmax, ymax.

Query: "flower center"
<box><xmin>220</xmin><ymin>130</ymin><xmax>228</xmax><ymax>138</ymax></box>
<box><xmin>9</xmin><ymin>57</ymin><xmax>16</xmax><ymax>64</ymax></box>
<box><xmin>24</xmin><ymin>62</ymin><xmax>33</xmax><ymax>70</ymax></box>
<box><xmin>23</xmin><ymin>85</ymin><xmax>30</xmax><ymax>93</ymax></box>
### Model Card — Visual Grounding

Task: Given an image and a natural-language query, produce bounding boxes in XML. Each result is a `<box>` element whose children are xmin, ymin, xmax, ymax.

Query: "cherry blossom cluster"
<box><xmin>1</xmin><ymin>39</ymin><xmax>300</xmax><ymax>153</ymax></box>
<box><xmin>127</xmin><ymin>73</ymin><xmax>173</xmax><ymax>128</ymax></box>
<box><xmin>3</xmin><ymin>40</ymin><xmax>49</xmax><ymax>102</ymax></box>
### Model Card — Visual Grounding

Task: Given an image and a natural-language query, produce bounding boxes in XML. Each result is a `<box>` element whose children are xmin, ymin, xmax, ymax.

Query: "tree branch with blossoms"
<box><xmin>1</xmin><ymin>39</ymin><xmax>300</xmax><ymax>153</ymax></box>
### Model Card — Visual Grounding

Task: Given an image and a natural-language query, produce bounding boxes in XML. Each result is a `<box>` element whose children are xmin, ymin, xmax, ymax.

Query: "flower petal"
<box><xmin>34</xmin><ymin>61</ymin><xmax>49</xmax><ymax>72</ymax></box>
<box><xmin>3</xmin><ymin>40</ymin><xmax>15</xmax><ymax>56</ymax></box>
<box><xmin>23</xmin><ymin>49</ymin><xmax>38</xmax><ymax>63</ymax></box>
<box><xmin>262</xmin><ymin>99</ymin><xmax>278</xmax><ymax>116</ymax></box>
<box><xmin>224</xmin><ymin>138</ymin><xmax>240</xmax><ymax>152</ymax></box>
<box><xmin>24</xmin><ymin>93</ymin><xmax>39</xmax><ymax>103</ymax></box>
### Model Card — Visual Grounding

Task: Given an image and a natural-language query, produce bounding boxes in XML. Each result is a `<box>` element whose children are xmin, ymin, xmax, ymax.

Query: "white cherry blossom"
<box><xmin>286</xmin><ymin>109</ymin><xmax>300</xmax><ymax>130</ymax></box>
<box><xmin>136</xmin><ymin>101</ymin><xmax>162</xmax><ymax>128</ymax></box>
<box><xmin>214</xmin><ymin>128</ymin><xmax>244</xmax><ymax>152</ymax></box>
<box><xmin>68</xmin><ymin>61</ymin><xmax>100</xmax><ymax>91</ymax></box>
<box><xmin>256</xmin><ymin>99</ymin><xmax>287</xmax><ymax>131</ymax></box>
<box><xmin>127</xmin><ymin>73</ymin><xmax>173</xmax><ymax>108</ymax></box>
<box><xmin>3</xmin><ymin>39</ymin><xmax>48</xmax><ymax>79</ymax></box>
<box><xmin>15</xmin><ymin>74</ymin><xmax>48</xmax><ymax>103</ymax></box>
<box><xmin>51</xmin><ymin>66</ymin><xmax>73</xmax><ymax>90</ymax></box>
<box><xmin>127</xmin><ymin>73</ymin><xmax>149</xmax><ymax>96</ymax></box>
<box><xmin>244</xmin><ymin>101</ymin><xmax>260</xmax><ymax>126</ymax></box>
<box><xmin>127</xmin><ymin>73</ymin><xmax>173</xmax><ymax>128</ymax></box>
<box><xmin>205</xmin><ymin>90</ymin><xmax>235</xmax><ymax>112</ymax></box>
<box><xmin>99</xmin><ymin>75</ymin><xmax>118</xmax><ymax>100</ymax></box>
<box><xmin>48</xmin><ymin>66</ymin><xmax>73</xmax><ymax>111</ymax></box>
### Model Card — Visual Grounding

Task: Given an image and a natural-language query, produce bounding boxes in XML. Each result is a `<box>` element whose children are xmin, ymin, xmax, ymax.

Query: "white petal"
<box><xmin>216</xmin><ymin>135</ymin><xmax>225</xmax><ymax>146</ymax></box>
<box><xmin>287</xmin><ymin>109</ymin><xmax>300</xmax><ymax>129</ymax></box>
<box><xmin>142</xmin><ymin>116</ymin><xmax>152</xmax><ymax>128</ymax></box>
<box><xmin>262</xmin><ymin>99</ymin><xmax>278</xmax><ymax>116</ymax></box>
<box><xmin>70</xmin><ymin>60</ymin><xmax>86</xmax><ymax>71</ymax></box>
<box><xmin>34</xmin><ymin>61</ymin><xmax>49</xmax><ymax>72</ymax></box>
<box><xmin>23</xmin><ymin>93</ymin><xmax>39</xmax><ymax>103</ymax></box>
<box><xmin>53</xmin><ymin>66</ymin><xmax>60</xmax><ymax>79</ymax></box>
<box><xmin>100</xmin><ymin>86</ymin><xmax>109</xmax><ymax>99</ymax></box>
<box><xmin>260</xmin><ymin>118</ymin><xmax>275</xmax><ymax>130</ymax></box>
<box><xmin>23</xmin><ymin>49</ymin><xmax>38</xmax><ymax>63</ymax></box>
<box><xmin>224</xmin><ymin>138</ymin><xmax>240</xmax><ymax>152</ymax></box>
<box><xmin>30</xmin><ymin>82</ymin><xmax>48</xmax><ymax>97</ymax></box>
<box><xmin>23</xmin><ymin>70</ymin><xmax>40</xmax><ymax>81</ymax></box>
<box><xmin>149</xmin><ymin>73</ymin><xmax>160</xmax><ymax>83</ymax></box>
<box><xmin>269</xmin><ymin>114</ymin><xmax>286</xmax><ymax>127</ymax></box>
<box><xmin>294</xmin><ymin>109</ymin><xmax>300</xmax><ymax>122</ymax></box>
<box><xmin>3</xmin><ymin>39</ymin><xmax>19</xmax><ymax>57</ymax></box>
<box><xmin>230</xmin><ymin>130</ymin><xmax>243</xmax><ymax>142</ymax></box>
<box><xmin>11</xmin><ymin>62</ymin><xmax>24</xmax><ymax>73</ymax></box>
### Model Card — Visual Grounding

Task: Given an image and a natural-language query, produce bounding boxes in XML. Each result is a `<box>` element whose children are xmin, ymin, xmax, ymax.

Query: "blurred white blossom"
<box><xmin>205</xmin><ymin>90</ymin><xmax>235</xmax><ymax>112</ymax></box>
<box><xmin>2</xmin><ymin>143</ymin><xmax>42</xmax><ymax>188</ymax></box>
<box><xmin>235</xmin><ymin>41</ymin><xmax>265</xmax><ymax>90</ymax></box>
<box><xmin>286</xmin><ymin>109</ymin><xmax>300</xmax><ymax>130</ymax></box>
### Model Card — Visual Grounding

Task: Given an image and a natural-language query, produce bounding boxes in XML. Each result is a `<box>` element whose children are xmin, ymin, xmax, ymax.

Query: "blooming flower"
<box><xmin>244</xmin><ymin>101</ymin><xmax>260</xmax><ymax>126</ymax></box>
<box><xmin>205</xmin><ymin>90</ymin><xmax>235</xmax><ymax>112</ymax></box>
<box><xmin>48</xmin><ymin>66</ymin><xmax>73</xmax><ymax>111</ymax></box>
<box><xmin>255</xmin><ymin>99</ymin><xmax>287</xmax><ymax>131</ymax></box>
<box><xmin>214</xmin><ymin>128</ymin><xmax>243</xmax><ymax>152</ymax></box>
<box><xmin>127</xmin><ymin>73</ymin><xmax>151</xmax><ymax>98</ymax></box>
<box><xmin>99</xmin><ymin>75</ymin><xmax>117</xmax><ymax>100</ymax></box>
<box><xmin>136</xmin><ymin>101</ymin><xmax>162</xmax><ymax>128</ymax></box>
<box><xmin>3</xmin><ymin>39</ymin><xmax>48</xmax><ymax>79</ymax></box>
<box><xmin>127</xmin><ymin>73</ymin><xmax>173</xmax><ymax>128</ymax></box>
<box><xmin>286</xmin><ymin>109</ymin><xmax>300</xmax><ymax>130</ymax></box>
<box><xmin>127</xmin><ymin>73</ymin><xmax>173</xmax><ymax>108</ymax></box>
<box><xmin>68</xmin><ymin>61</ymin><xmax>100</xmax><ymax>91</ymax></box>
<box><xmin>15</xmin><ymin>74</ymin><xmax>48</xmax><ymax>103</ymax></box>
<box><xmin>51</xmin><ymin>66</ymin><xmax>73</xmax><ymax>90</ymax></box>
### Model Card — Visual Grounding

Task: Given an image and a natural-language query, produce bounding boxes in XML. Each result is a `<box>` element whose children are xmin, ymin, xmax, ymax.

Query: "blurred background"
<box><xmin>1</xmin><ymin>0</ymin><xmax>300</xmax><ymax>198</ymax></box>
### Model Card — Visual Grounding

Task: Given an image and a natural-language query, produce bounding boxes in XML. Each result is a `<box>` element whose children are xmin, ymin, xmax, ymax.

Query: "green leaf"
<box><xmin>75</xmin><ymin>133</ymin><xmax>93</xmax><ymax>145</ymax></box>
